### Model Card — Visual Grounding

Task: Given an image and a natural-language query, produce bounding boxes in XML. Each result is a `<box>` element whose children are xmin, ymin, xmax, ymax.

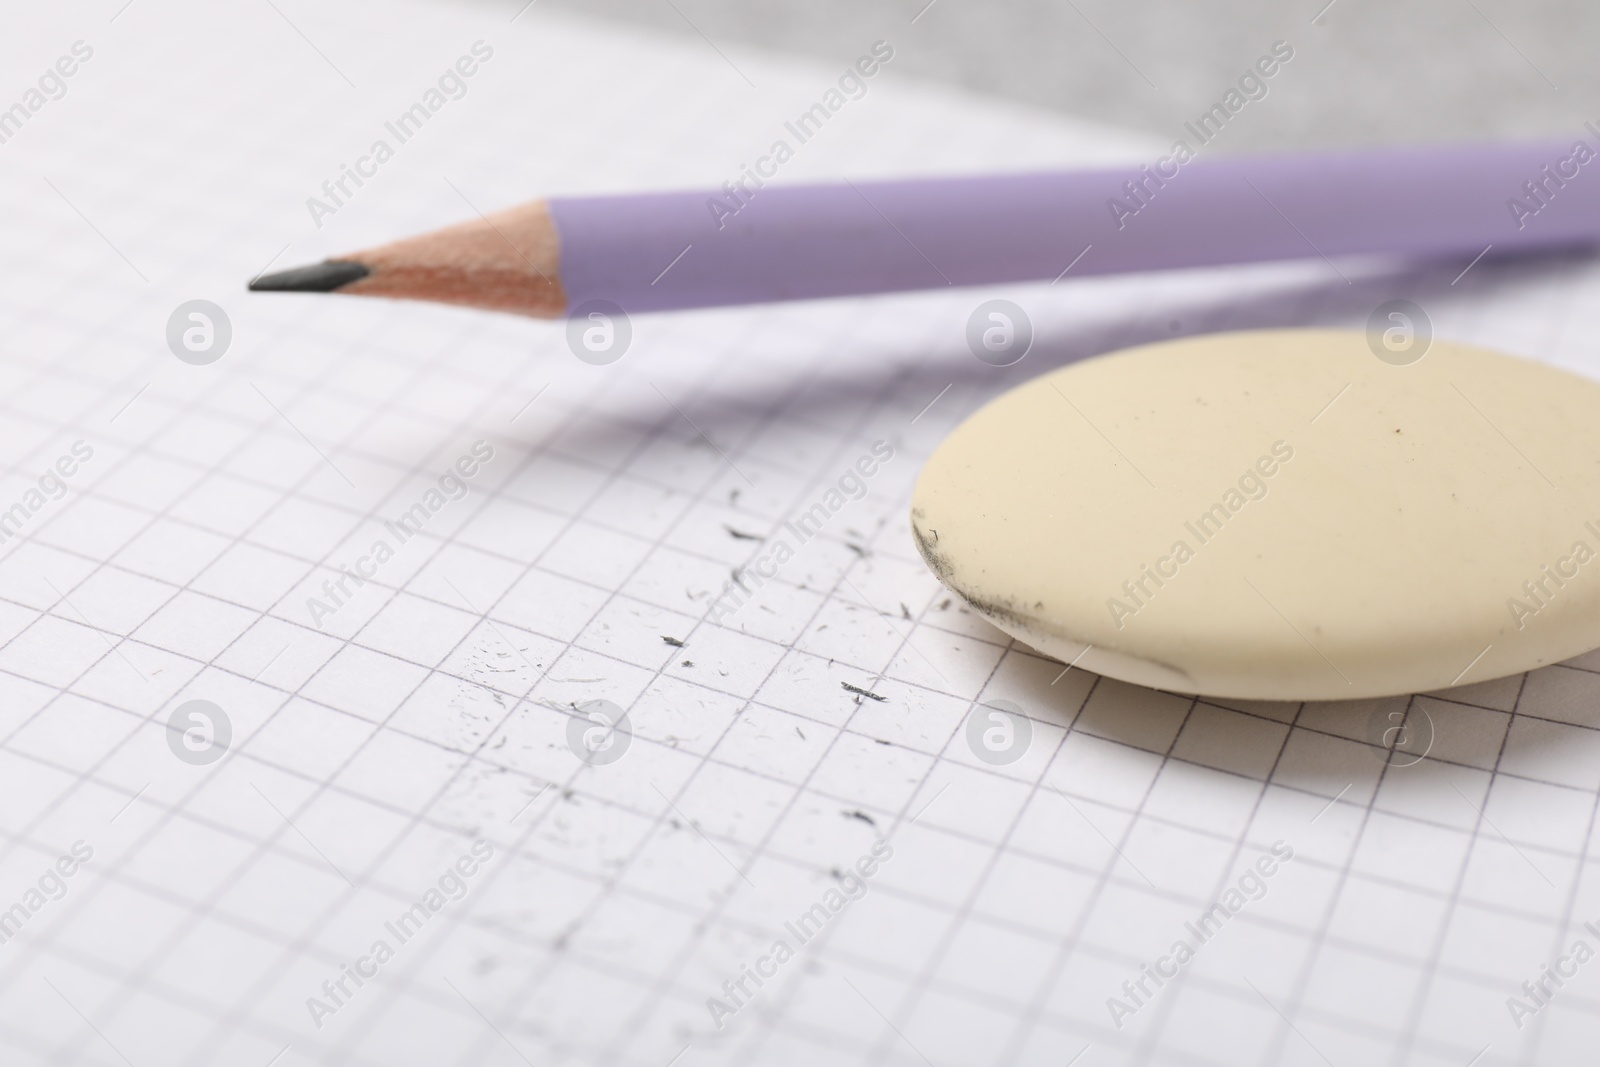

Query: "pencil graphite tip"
<box><xmin>249</xmin><ymin>260</ymin><xmax>371</xmax><ymax>293</ymax></box>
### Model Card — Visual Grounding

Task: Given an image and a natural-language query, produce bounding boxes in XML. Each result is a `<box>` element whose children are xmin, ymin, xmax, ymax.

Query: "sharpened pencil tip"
<box><xmin>249</xmin><ymin>260</ymin><xmax>371</xmax><ymax>293</ymax></box>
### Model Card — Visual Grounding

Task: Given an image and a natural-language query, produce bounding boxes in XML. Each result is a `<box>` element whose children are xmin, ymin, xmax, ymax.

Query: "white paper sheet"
<box><xmin>3</xmin><ymin>2</ymin><xmax>1600</xmax><ymax>1065</ymax></box>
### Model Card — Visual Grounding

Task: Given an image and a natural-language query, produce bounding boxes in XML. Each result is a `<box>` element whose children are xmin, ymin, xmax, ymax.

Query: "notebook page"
<box><xmin>1</xmin><ymin>2</ymin><xmax>1598</xmax><ymax>1066</ymax></box>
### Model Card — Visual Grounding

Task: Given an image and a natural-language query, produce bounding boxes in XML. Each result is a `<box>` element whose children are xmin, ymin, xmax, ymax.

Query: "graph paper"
<box><xmin>4</xmin><ymin>1</ymin><xmax>1600</xmax><ymax>1065</ymax></box>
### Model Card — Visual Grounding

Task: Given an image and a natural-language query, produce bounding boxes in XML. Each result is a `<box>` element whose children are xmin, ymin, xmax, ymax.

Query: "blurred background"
<box><xmin>475</xmin><ymin>0</ymin><xmax>1591</xmax><ymax>151</ymax></box>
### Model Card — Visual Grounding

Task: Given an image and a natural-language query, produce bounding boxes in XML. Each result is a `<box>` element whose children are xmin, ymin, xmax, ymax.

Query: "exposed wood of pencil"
<box><xmin>252</xmin><ymin>201</ymin><xmax>566</xmax><ymax>317</ymax></box>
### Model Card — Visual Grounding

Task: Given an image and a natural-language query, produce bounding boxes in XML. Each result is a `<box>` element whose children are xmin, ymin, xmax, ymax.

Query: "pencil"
<box><xmin>250</xmin><ymin>139</ymin><xmax>1600</xmax><ymax>318</ymax></box>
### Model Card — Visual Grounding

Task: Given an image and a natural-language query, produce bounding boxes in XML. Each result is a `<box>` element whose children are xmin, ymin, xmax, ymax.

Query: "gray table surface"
<box><xmin>492</xmin><ymin>0</ymin><xmax>1590</xmax><ymax>153</ymax></box>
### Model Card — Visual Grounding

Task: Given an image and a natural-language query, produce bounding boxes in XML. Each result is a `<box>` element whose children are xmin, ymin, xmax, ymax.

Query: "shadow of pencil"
<box><xmin>519</xmin><ymin>244</ymin><xmax>1595</xmax><ymax>466</ymax></box>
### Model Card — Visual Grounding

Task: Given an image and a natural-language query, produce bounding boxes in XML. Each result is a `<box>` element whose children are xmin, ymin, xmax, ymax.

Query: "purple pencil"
<box><xmin>251</xmin><ymin>139</ymin><xmax>1600</xmax><ymax>317</ymax></box>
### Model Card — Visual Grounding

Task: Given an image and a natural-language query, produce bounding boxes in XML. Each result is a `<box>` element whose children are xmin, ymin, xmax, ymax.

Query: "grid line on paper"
<box><xmin>410</xmin><ymin>307</ymin><xmax>930</xmax><ymax>1067</ymax></box>
<box><xmin>319</xmin><ymin>309</ymin><xmax>820</xmax><ymax>1062</ymax></box>
<box><xmin>0</xmin><ymin>432</ymin><xmax>353</xmax><ymax>1056</ymax></box>
<box><xmin>1126</xmin><ymin>698</ymin><xmax>1308</xmax><ymax>1066</ymax></box>
<box><xmin>157</xmin><ymin>342</ymin><xmax>630</xmax><ymax>1060</ymax></box>
<box><xmin>140</xmin><ymin>355</ymin><xmax>556</xmax><ymax>1065</ymax></box>
<box><xmin>1256</xmin><ymin>695</ymin><xmax>1420</xmax><ymax>1067</ymax></box>
<box><xmin>995</xmin><ymin>689</ymin><xmax>1203</xmax><ymax>1066</ymax></box>
<box><xmin>0</xmin><ymin>308</ymin><xmax>513</xmax><ymax>1063</ymax></box>
<box><xmin>12</xmin><ymin>484</ymin><xmax>1600</xmax><ymax>840</ymax></box>
<box><xmin>1</xmin><ymin>639</ymin><xmax>1594</xmax><ymax>987</ymax></box>
<box><xmin>1388</xmin><ymin>675</ymin><xmax>1533</xmax><ymax>1067</ymax></box>
<box><xmin>855</xmin><ymin>644</ymin><xmax>1088</xmax><ymax>1067</ymax></box>
<box><xmin>1523</xmin><ymin>776</ymin><xmax>1600</xmax><ymax>1057</ymax></box>
<box><xmin>0</xmin><ymin>299</ymin><xmax>362</xmax><ymax>858</ymax></box>
<box><xmin>728</xmin><ymin>585</ymin><xmax>1010</xmax><ymax>1066</ymax></box>
<box><xmin>316</xmin><ymin>299</ymin><xmax>915</xmax><ymax>1062</ymax></box>
<box><xmin>1</xmin><ymin>267</ymin><xmax>588</xmax><ymax>1049</ymax></box>
<box><xmin>576</xmin><ymin>314</ymin><xmax>957</xmax><ymax>1067</ymax></box>
<box><xmin>16</xmin><ymin>507</ymin><xmax>1600</xmax><ymax>862</ymax></box>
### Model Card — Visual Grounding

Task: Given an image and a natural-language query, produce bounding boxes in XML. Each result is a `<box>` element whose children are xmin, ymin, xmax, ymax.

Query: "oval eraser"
<box><xmin>912</xmin><ymin>329</ymin><xmax>1600</xmax><ymax>700</ymax></box>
